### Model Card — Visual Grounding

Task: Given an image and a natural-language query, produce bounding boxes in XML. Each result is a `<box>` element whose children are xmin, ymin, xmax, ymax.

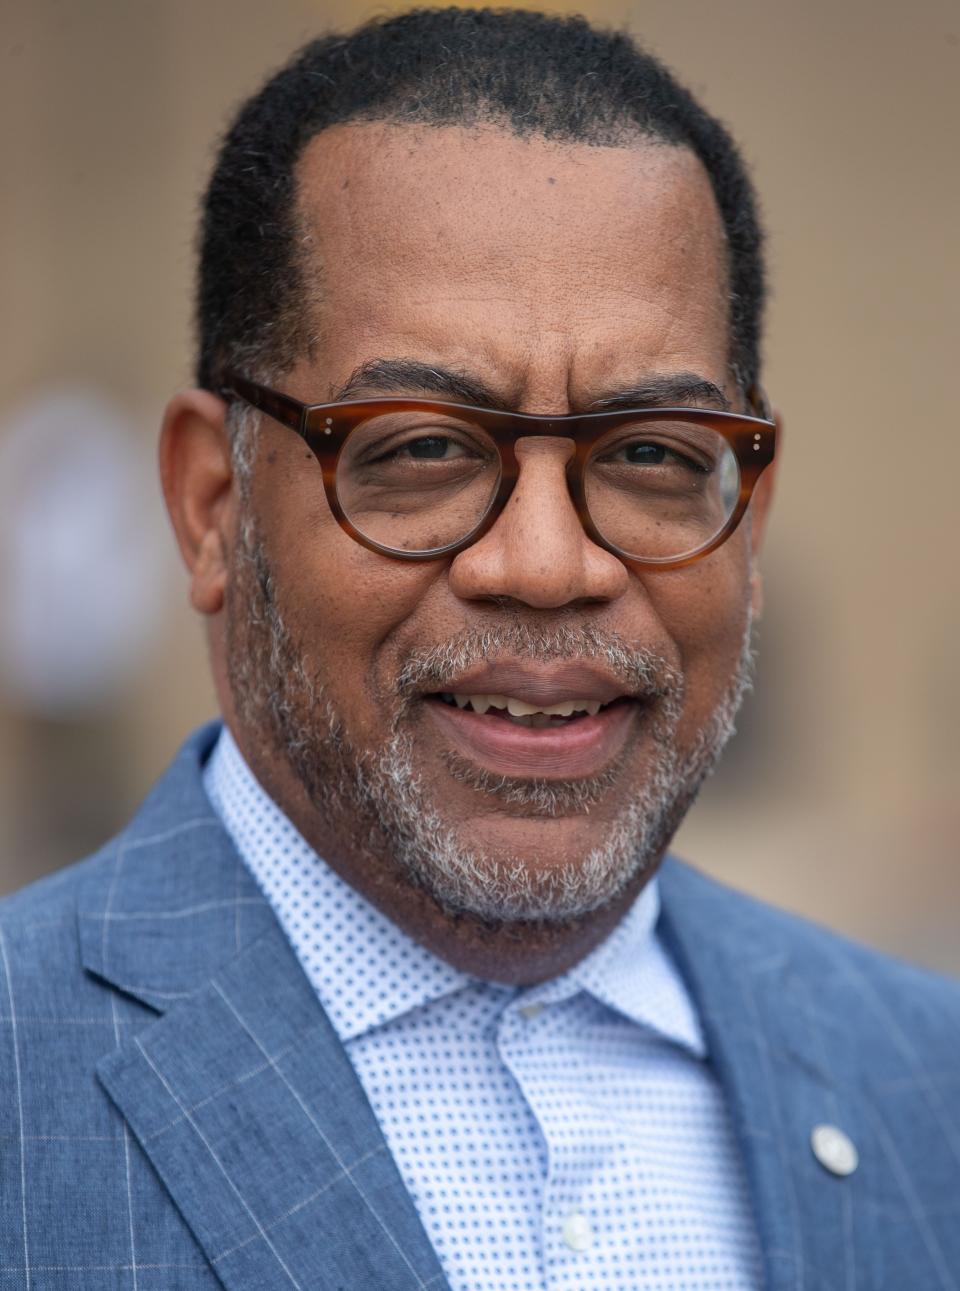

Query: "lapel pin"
<box><xmin>811</xmin><ymin>1123</ymin><xmax>859</xmax><ymax>1177</ymax></box>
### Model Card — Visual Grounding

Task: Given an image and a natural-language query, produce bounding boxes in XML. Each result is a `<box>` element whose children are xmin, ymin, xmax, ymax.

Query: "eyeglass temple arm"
<box><xmin>221</xmin><ymin>370</ymin><xmax>305</xmax><ymax>433</ymax></box>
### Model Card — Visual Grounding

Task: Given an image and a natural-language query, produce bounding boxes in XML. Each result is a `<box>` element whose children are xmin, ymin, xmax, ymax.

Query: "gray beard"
<box><xmin>226</xmin><ymin>511</ymin><xmax>754</xmax><ymax>925</ymax></box>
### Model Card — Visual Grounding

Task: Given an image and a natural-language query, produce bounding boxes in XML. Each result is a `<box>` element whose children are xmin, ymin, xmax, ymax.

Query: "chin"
<box><xmin>386</xmin><ymin>774</ymin><xmax>673</xmax><ymax>925</ymax></box>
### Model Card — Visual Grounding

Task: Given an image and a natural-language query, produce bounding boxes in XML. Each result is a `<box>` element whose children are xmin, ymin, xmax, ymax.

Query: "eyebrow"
<box><xmin>588</xmin><ymin>376</ymin><xmax>731</xmax><ymax>413</ymax></box>
<box><xmin>332</xmin><ymin>358</ymin><xmax>731</xmax><ymax>413</ymax></box>
<box><xmin>333</xmin><ymin>359</ymin><xmax>500</xmax><ymax>407</ymax></box>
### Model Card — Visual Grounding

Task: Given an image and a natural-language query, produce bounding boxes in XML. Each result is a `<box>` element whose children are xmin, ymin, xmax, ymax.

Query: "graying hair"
<box><xmin>226</xmin><ymin>398</ymin><xmax>261</xmax><ymax>485</ymax></box>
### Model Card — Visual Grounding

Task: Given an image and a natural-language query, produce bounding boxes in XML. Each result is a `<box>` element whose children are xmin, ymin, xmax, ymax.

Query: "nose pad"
<box><xmin>448</xmin><ymin>436</ymin><xmax>629</xmax><ymax>607</ymax></box>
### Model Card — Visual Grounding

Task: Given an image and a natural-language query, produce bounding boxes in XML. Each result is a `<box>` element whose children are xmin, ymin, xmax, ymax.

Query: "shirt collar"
<box><xmin>563</xmin><ymin>880</ymin><xmax>707</xmax><ymax>1058</ymax></box>
<box><xmin>204</xmin><ymin>726</ymin><xmax>471</xmax><ymax>1043</ymax></box>
<box><xmin>206</xmin><ymin>726</ymin><xmax>705</xmax><ymax>1058</ymax></box>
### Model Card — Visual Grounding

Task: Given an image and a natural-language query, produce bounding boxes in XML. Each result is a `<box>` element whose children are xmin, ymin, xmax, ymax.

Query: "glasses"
<box><xmin>222</xmin><ymin>371</ymin><xmax>776</xmax><ymax>570</ymax></box>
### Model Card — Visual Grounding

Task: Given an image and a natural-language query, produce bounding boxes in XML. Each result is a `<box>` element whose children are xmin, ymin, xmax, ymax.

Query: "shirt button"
<box><xmin>518</xmin><ymin>1002</ymin><xmax>545</xmax><ymax>1020</ymax></box>
<box><xmin>810</xmin><ymin>1123</ymin><xmax>859</xmax><ymax>1177</ymax></box>
<box><xmin>562</xmin><ymin>1211</ymin><xmax>593</xmax><ymax>1251</ymax></box>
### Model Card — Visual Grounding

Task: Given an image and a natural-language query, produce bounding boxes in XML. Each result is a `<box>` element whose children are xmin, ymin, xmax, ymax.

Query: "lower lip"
<box><xmin>424</xmin><ymin>697</ymin><xmax>639</xmax><ymax>778</ymax></box>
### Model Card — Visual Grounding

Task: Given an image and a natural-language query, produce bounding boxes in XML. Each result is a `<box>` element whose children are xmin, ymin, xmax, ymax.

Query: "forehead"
<box><xmin>293</xmin><ymin>122</ymin><xmax>730</xmax><ymax>398</ymax></box>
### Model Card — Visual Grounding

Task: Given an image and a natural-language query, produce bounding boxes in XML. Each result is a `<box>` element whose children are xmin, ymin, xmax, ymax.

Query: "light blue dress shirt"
<box><xmin>204</xmin><ymin>727</ymin><xmax>762</xmax><ymax>1290</ymax></box>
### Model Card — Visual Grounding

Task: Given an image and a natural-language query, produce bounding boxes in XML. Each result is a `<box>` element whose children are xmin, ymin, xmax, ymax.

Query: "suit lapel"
<box><xmin>659</xmin><ymin>859</ymin><xmax>878</xmax><ymax>1291</ymax></box>
<box><xmin>81</xmin><ymin>726</ymin><xmax>450</xmax><ymax>1291</ymax></box>
<box><xmin>97</xmin><ymin>928</ymin><xmax>449</xmax><ymax>1291</ymax></box>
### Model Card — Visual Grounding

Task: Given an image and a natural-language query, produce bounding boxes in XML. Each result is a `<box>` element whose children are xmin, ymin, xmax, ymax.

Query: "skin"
<box><xmin>160</xmin><ymin>122</ymin><xmax>776</xmax><ymax>983</ymax></box>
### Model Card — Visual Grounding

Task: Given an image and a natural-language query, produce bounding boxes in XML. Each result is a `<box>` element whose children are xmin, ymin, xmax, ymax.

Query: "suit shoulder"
<box><xmin>0</xmin><ymin>724</ymin><xmax>220</xmax><ymax>954</ymax></box>
<box><xmin>0</xmin><ymin>847</ymin><xmax>116</xmax><ymax>984</ymax></box>
<box><xmin>662</xmin><ymin>858</ymin><xmax>960</xmax><ymax>1041</ymax></box>
<box><xmin>1</xmin><ymin>844</ymin><xmax>116</xmax><ymax>923</ymax></box>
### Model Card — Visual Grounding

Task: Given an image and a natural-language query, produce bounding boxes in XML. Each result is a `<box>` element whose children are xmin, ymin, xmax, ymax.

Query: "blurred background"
<box><xmin>1</xmin><ymin>0</ymin><xmax>957</xmax><ymax>970</ymax></box>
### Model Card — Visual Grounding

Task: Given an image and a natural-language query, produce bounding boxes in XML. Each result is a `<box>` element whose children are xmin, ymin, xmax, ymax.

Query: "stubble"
<box><xmin>226</xmin><ymin>509</ymin><xmax>754</xmax><ymax>924</ymax></box>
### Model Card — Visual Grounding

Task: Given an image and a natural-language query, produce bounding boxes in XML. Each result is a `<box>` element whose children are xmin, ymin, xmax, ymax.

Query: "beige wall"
<box><xmin>1</xmin><ymin>0</ymin><xmax>958</xmax><ymax>969</ymax></box>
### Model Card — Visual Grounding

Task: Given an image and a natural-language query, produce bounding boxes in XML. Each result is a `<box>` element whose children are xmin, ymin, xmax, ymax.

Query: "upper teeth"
<box><xmin>450</xmin><ymin>693</ymin><xmax>603</xmax><ymax>717</ymax></box>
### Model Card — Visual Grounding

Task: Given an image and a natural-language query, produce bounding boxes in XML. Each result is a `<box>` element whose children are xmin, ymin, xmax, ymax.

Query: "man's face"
<box><xmin>222</xmin><ymin>123</ymin><xmax>761</xmax><ymax>945</ymax></box>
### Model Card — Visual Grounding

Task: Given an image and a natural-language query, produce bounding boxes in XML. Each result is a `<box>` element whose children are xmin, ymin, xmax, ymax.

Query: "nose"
<box><xmin>447</xmin><ymin>437</ymin><xmax>630</xmax><ymax>608</ymax></box>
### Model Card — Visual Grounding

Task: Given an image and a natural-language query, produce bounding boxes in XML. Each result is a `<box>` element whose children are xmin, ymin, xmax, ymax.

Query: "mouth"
<box><xmin>423</xmin><ymin>689</ymin><xmax>643</xmax><ymax>779</ymax></box>
<box><xmin>434</xmin><ymin>690</ymin><xmax>620</xmax><ymax>725</ymax></box>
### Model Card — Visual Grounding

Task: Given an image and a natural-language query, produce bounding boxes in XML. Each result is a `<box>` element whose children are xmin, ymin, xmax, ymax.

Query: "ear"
<box><xmin>747</xmin><ymin>408</ymin><xmax>782</xmax><ymax>620</ymax></box>
<box><xmin>159</xmin><ymin>389</ymin><xmax>238</xmax><ymax>616</ymax></box>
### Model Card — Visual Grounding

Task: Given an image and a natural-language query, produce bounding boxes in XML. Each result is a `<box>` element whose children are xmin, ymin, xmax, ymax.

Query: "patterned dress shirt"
<box><xmin>204</xmin><ymin>726</ymin><xmax>763</xmax><ymax>1290</ymax></box>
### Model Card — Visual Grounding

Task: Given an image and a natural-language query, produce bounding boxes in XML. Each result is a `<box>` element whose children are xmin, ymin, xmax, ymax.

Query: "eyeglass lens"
<box><xmin>334</xmin><ymin>410</ymin><xmax>741</xmax><ymax>560</ymax></box>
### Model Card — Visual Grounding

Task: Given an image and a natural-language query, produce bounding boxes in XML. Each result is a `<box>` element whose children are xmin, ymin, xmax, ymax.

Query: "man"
<box><xmin>2</xmin><ymin>8</ymin><xmax>958</xmax><ymax>1289</ymax></box>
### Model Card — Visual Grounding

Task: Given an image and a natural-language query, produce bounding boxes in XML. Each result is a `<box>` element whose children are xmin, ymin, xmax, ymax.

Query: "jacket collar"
<box><xmin>658</xmin><ymin>860</ymin><xmax>875</xmax><ymax>1291</ymax></box>
<box><xmin>84</xmin><ymin>724</ymin><xmax>451</xmax><ymax>1291</ymax></box>
<box><xmin>78</xmin><ymin>723</ymin><xmax>276</xmax><ymax>1012</ymax></box>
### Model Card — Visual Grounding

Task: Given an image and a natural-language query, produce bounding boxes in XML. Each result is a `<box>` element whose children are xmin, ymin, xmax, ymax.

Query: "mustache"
<box><xmin>394</xmin><ymin>622</ymin><xmax>683</xmax><ymax>703</ymax></box>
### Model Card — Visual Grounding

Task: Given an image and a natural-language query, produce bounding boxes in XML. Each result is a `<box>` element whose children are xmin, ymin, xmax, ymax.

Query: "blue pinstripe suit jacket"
<box><xmin>2</xmin><ymin>724</ymin><xmax>959</xmax><ymax>1290</ymax></box>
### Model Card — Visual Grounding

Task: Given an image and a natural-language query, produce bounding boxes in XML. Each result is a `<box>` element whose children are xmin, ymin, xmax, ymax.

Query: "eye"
<box><xmin>607</xmin><ymin>439</ymin><xmax>706</xmax><ymax>473</ymax></box>
<box><xmin>624</xmin><ymin>442</ymin><xmax>668</xmax><ymax>466</ymax></box>
<box><xmin>401</xmin><ymin>435</ymin><xmax>467</xmax><ymax>460</ymax></box>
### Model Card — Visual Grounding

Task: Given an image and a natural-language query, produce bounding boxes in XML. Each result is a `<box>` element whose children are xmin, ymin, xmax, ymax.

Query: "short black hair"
<box><xmin>197</xmin><ymin>7</ymin><xmax>765</xmax><ymax>395</ymax></box>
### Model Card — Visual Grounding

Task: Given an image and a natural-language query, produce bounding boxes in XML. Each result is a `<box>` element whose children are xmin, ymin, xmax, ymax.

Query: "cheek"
<box><xmin>642</xmin><ymin>534</ymin><xmax>753</xmax><ymax>719</ymax></box>
<box><xmin>253</xmin><ymin>451</ymin><xmax>442</xmax><ymax>718</ymax></box>
<box><xmin>285</xmin><ymin>540</ymin><xmax>439</xmax><ymax>705</ymax></box>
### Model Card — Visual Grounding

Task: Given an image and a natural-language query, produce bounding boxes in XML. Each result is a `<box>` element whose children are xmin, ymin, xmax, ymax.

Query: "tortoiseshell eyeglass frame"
<box><xmin>221</xmin><ymin>370</ymin><xmax>776</xmax><ymax>571</ymax></box>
